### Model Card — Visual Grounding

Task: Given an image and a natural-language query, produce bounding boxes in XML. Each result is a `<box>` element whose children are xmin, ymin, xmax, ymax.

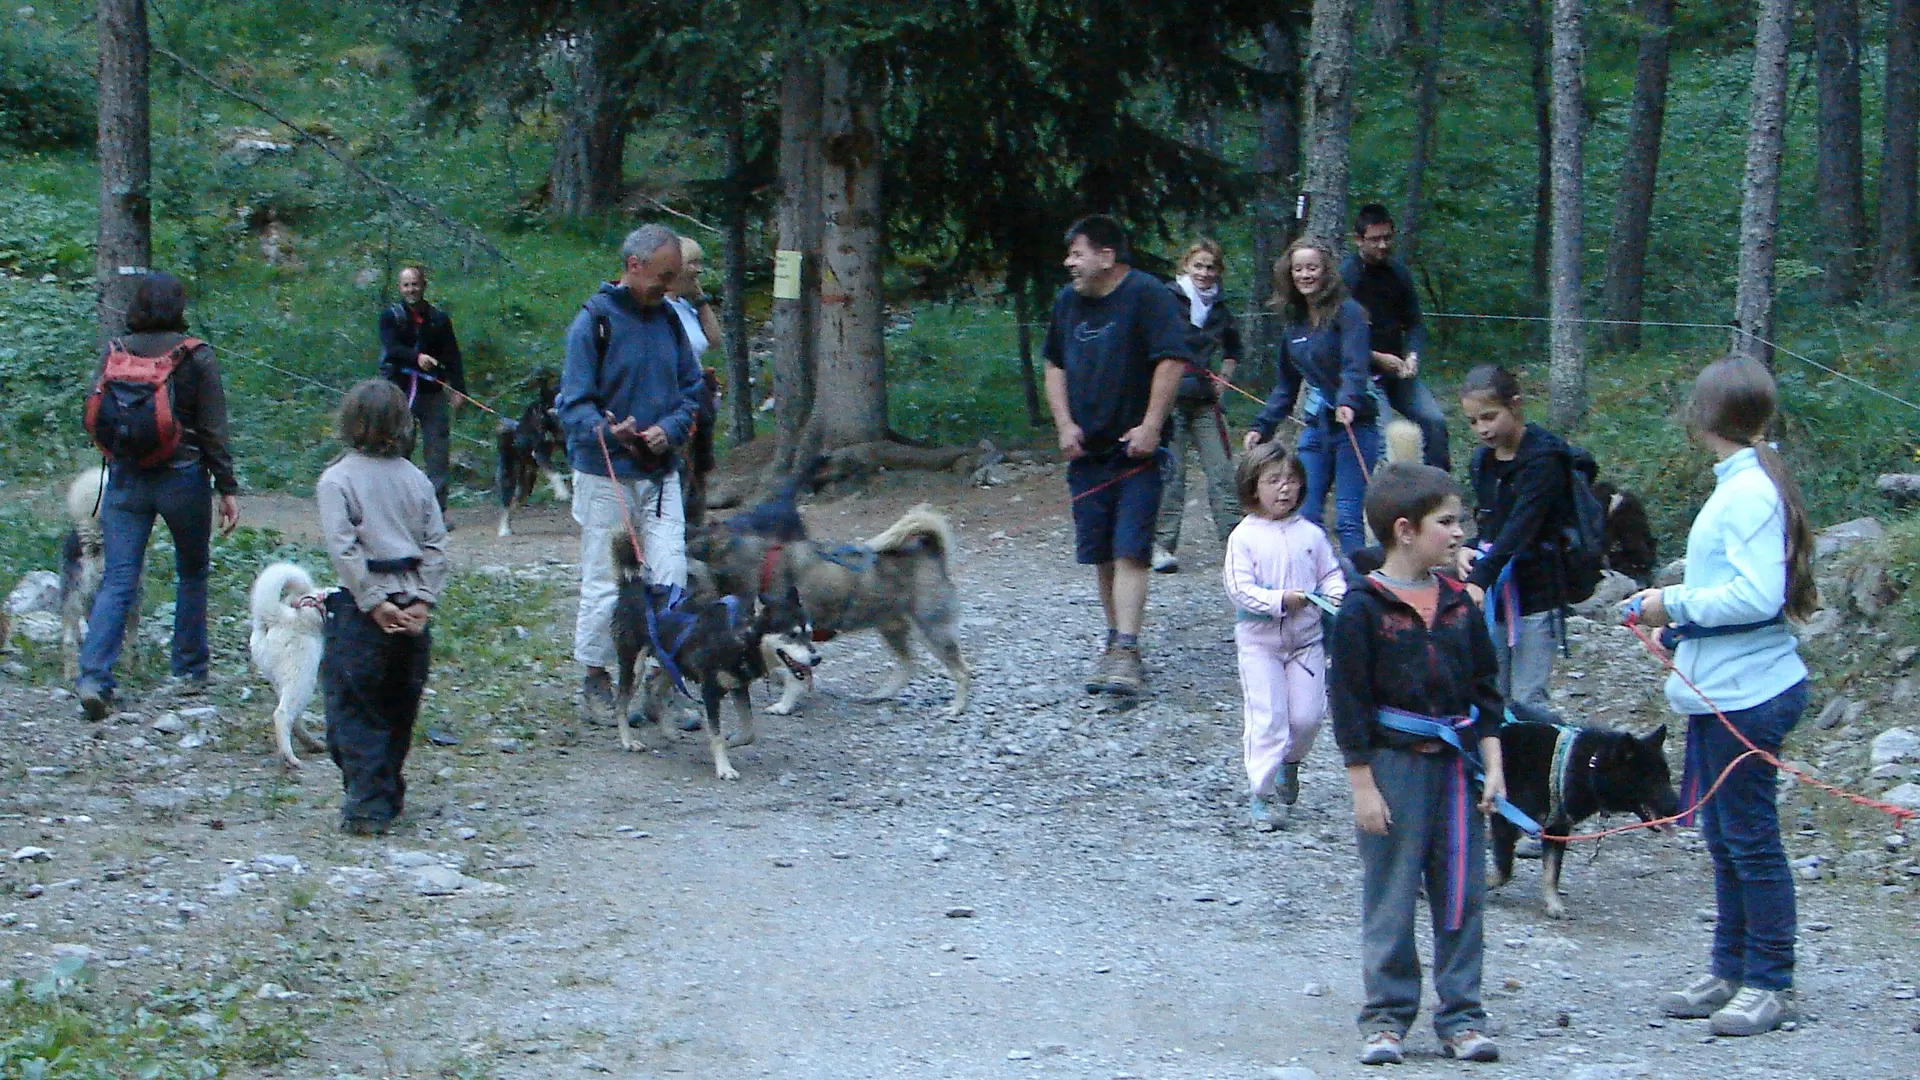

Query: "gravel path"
<box><xmin>4</xmin><ymin>470</ymin><xmax>1915</xmax><ymax>1079</ymax></box>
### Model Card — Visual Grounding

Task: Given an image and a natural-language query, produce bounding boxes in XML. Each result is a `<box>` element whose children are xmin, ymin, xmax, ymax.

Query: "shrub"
<box><xmin>0</xmin><ymin>17</ymin><xmax>95</xmax><ymax>150</ymax></box>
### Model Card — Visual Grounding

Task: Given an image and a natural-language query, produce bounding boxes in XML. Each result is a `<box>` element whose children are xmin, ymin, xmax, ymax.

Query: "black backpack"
<box><xmin>1554</xmin><ymin>445</ymin><xmax>1608</xmax><ymax>605</ymax></box>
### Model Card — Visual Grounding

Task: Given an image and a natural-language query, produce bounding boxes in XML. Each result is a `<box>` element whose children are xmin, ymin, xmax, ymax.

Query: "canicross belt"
<box><xmin>1374</xmin><ymin>706</ymin><xmax>1544</xmax><ymax>932</ymax></box>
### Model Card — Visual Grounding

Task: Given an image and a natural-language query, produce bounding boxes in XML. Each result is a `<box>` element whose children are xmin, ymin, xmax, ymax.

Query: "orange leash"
<box><xmin>987</xmin><ymin>460</ymin><xmax>1156</xmax><ymax>542</ymax></box>
<box><xmin>1341</xmin><ymin>418</ymin><xmax>1373</xmax><ymax>483</ymax></box>
<box><xmin>595</xmin><ymin>427</ymin><xmax>648</xmax><ymax>568</ymax></box>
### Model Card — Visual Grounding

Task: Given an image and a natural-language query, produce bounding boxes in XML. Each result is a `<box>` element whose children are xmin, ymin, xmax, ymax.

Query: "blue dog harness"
<box><xmin>644</xmin><ymin>585</ymin><xmax>743</xmax><ymax>699</ymax></box>
<box><xmin>1374</xmin><ymin>707</ymin><xmax>1544</xmax><ymax>931</ymax></box>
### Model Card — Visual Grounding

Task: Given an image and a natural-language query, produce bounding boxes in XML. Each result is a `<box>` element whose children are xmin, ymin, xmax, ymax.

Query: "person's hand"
<box><xmin>371</xmin><ymin>600</ymin><xmax>408</xmax><ymax>634</ymax></box>
<box><xmin>401</xmin><ymin>601</ymin><xmax>433</xmax><ymax>635</ymax></box>
<box><xmin>1242</xmin><ymin>429</ymin><xmax>1264</xmax><ymax>451</ymax></box>
<box><xmin>1057</xmin><ymin>422</ymin><xmax>1086</xmax><ymax>461</ymax></box>
<box><xmin>1220</xmin><ymin>358</ymin><xmax>1237</xmax><ymax>384</ymax></box>
<box><xmin>1334</xmin><ymin>405</ymin><xmax>1356</xmax><ymax>427</ymax></box>
<box><xmin>606</xmin><ymin>413</ymin><xmax>641</xmax><ymax>445</ymax></box>
<box><xmin>1625</xmin><ymin>588</ymin><xmax>1667</xmax><ymax>627</ymax></box>
<box><xmin>1121</xmin><ymin>422</ymin><xmax>1161</xmax><ymax>458</ymax></box>
<box><xmin>1479</xmin><ymin>765</ymin><xmax>1507</xmax><ymax>815</ymax></box>
<box><xmin>1403</xmin><ymin>351</ymin><xmax>1420</xmax><ymax>378</ymax></box>
<box><xmin>1370</xmin><ymin>351</ymin><xmax>1403</xmax><ymax>377</ymax></box>
<box><xmin>640</xmin><ymin>425</ymin><xmax>670</xmax><ymax>453</ymax></box>
<box><xmin>417</xmin><ymin>352</ymin><xmax>439</xmax><ymax>372</ymax></box>
<box><xmin>1455</xmin><ymin>547</ymin><xmax>1477</xmax><ymax>577</ymax></box>
<box><xmin>218</xmin><ymin>494</ymin><xmax>240</xmax><ymax>537</ymax></box>
<box><xmin>1352</xmin><ymin>785</ymin><xmax>1392</xmax><ymax>835</ymax></box>
<box><xmin>1465</xmin><ymin>581</ymin><xmax>1486</xmax><ymax>605</ymax></box>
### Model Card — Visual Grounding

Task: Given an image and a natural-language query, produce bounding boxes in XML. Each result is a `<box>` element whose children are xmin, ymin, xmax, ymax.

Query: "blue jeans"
<box><xmin>1694</xmin><ymin>679</ymin><xmax>1806</xmax><ymax>991</ymax></box>
<box><xmin>79</xmin><ymin>463</ymin><xmax>213</xmax><ymax>693</ymax></box>
<box><xmin>1298</xmin><ymin>418</ymin><xmax>1383</xmax><ymax>554</ymax></box>
<box><xmin>1378</xmin><ymin>374</ymin><xmax>1451</xmax><ymax>473</ymax></box>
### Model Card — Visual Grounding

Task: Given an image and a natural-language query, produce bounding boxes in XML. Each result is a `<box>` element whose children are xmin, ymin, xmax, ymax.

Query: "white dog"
<box><xmin>59</xmin><ymin>465</ymin><xmax>140</xmax><ymax>680</ymax></box>
<box><xmin>249</xmin><ymin>562</ymin><xmax>329</xmax><ymax>767</ymax></box>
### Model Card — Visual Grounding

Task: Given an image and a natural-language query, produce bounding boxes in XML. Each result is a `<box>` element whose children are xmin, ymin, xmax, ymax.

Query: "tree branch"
<box><xmin>152</xmin><ymin>43</ymin><xmax>513</xmax><ymax>267</ymax></box>
<box><xmin>632</xmin><ymin>191</ymin><xmax>722</xmax><ymax>235</ymax></box>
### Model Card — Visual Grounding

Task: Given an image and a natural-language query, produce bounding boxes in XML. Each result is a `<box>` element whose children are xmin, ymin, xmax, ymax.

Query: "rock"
<box><xmin>1881</xmin><ymin>783</ymin><xmax>1920</xmax><ymax>811</ymax></box>
<box><xmin>1654</xmin><ymin>558</ymin><xmax>1686</xmax><ymax>588</ymax></box>
<box><xmin>928</xmin><ymin>842</ymin><xmax>951</xmax><ymax>862</ymax></box>
<box><xmin>1887</xmin><ymin>833</ymin><xmax>1908</xmax><ymax>852</ymax></box>
<box><xmin>11</xmin><ymin>846</ymin><xmax>52</xmax><ymax>862</ymax></box>
<box><xmin>178</xmin><ymin>731</ymin><xmax>211</xmax><ymax>750</ymax></box>
<box><xmin>490</xmin><ymin>737</ymin><xmax>523</xmax><ymax>754</ymax></box>
<box><xmin>1851</xmin><ymin>561</ymin><xmax>1896</xmax><ymax>616</ymax></box>
<box><xmin>7</xmin><ymin>571</ymin><xmax>59</xmax><ymax>615</ymax></box>
<box><xmin>15</xmin><ymin>611</ymin><xmax>60</xmax><ymax>644</ymax></box>
<box><xmin>1573</xmin><ymin>571</ymin><xmax>1639</xmax><ymax>618</ymax></box>
<box><xmin>387</xmin><ymin>850</ymin><xmax>441</xmax><ymax>869</ymax></box>
<box><xmin>50</xmin><ymin>943</ymin><xmax>94</xmax><ymax>962</ymax></box>
<box><xmin>1568</xmin><ymin>1063</ymin><xmax>1652</xmax><ymax>1080</ymax></box>
<box><xmin>1301</xmin><ymin>982</ymin><xmax>1328</xmax><ymax>997</ymax></box>
<box><xmin>178</xmin><ymin>706</ymin><xmax>219</xmax><ymax>723</ymax></box>
<box><xmin>1035</xmin><ymin>1042</ymin><xmax>1068</xmax><ymax>1057</ymax></box>
<box><xmin>1817</xmin><ymin>517</ymin><xmax>1884</xmax><ymax>561</ymax></box>
<box><xmin>1815</xmin><ymin>697</ymin><xmax>1851</xmax><ymax>730</ymax></box>
<box><xmin>1840</xmin><ymin>849</ymin><xmax>1885</xmax><ymax>872</ymax></box>
<box><xmin>1005</xmin><ymin>1049</ymin><xmax>1033</xmax><ymax>1060</ymax></box>
<box><xmin>255</xmin><ymin>982</ymin><xmax>300</xmax><ymax>1000</ymax></box>
<box><xmin>151</xmin><ymin>712</ymin><xmax>187</xmax><ymax>734</ymax></box>
<box><xmin>133</xmin><ymin>787</ymin><xmax>191</xmax><ymax>812</ymax></box>
<box><xmin>408</xmin><ymin>864</ymin><xmax>470</xmax><ymax>896</ymax></box>
<box><xmin>1799</xmin><ymin>608</ymin><xmax>1842</xmax><ymax>639</ymax></box>
<box><xmin>1871</xmin><ymin>727</ymin><xmax>1920</xmax><ymax>766</ymax></box>
<box><xmin>251</xmin><ymin>854</ymin><xmax>303</xmax><ymax>874</ymax></box>
<box><xmin>945</xmin><ymin>906</ymin><xmax>976</xmax><ymax>918</ymax></box>
<box><xmin>1895</xmin><ymin>645</ymin><xmax>1919</xmax><ymax>669</ymax></box>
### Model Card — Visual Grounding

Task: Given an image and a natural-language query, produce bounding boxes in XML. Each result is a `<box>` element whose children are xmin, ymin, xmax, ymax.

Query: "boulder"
<box><xmin>14</xmin><ymin>612</ymin><xmax>60</xmax><ymax>644</ymax></box>
<box><xmin>1871</xmin><ymin>727</ymin><xmax>1920</xmax><ymax>767</ymax></box>
<box><xmin>1816</xmin><ymin>517</ymin><xmax>1884</xmax><ymax>561</ymax></box>
<box><xmin>7</xmin><ymin>571</ymin><xmax>60</xmax><ymax>616</ymax></box>
<box><xmin>1654</xmin><ymin>558</ymin><xmax>1686</xmax><ymax>588</ymax></box>
<box><xmin>1851</xmin><ymin>560</ymin><xmax>1897</xmax><ymax>617</ymax></box>
<box><xmin>1573</xmin><ymin>570</ymin><xmax>1640</xmax><ymax>618</ymax></box>
<box><xmin>1882</xmin><ymin>783</ymin><xmax>1920</xmax><ymax>811</ymax></box>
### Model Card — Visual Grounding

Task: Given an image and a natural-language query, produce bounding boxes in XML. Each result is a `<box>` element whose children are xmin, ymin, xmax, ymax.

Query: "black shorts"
<box><xmin>1067</xmin><ymin>451</ymin><xmax>1165</xmax><ymax>565</ymax></box>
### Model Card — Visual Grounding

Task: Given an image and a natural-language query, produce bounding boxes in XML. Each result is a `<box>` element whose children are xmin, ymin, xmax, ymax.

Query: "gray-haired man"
<box><xmin>556</xmin><ymin>224</ymin><xmax>705</xmax><ymax>718</ymax></box>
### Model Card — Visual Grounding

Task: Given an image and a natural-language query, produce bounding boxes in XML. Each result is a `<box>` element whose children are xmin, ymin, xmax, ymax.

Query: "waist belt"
<box><xmin>365</xmin><ymin>556</ymin><xmax>421</xmax><ymax>575</ymax></box>
<box><xmin>1375</xmin><ymin>706</ymin><xmax>1543</xmax><ymax>931</ymax></box>
<box><xmin>1657</xmin><ymin>612</ymin><xmax>1785</xmax><ymax>652</ymax></box>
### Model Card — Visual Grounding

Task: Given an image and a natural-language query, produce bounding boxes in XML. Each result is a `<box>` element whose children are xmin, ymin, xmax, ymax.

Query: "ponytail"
<box><xmin>1752</xmin><ymin>440</ymin><xmax>1818</xmax><ymax>620</ymax></box>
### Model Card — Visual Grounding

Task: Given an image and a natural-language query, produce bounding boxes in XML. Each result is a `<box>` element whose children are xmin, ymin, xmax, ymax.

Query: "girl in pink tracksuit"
<box><xmin>1224</xmin><ymin>442</ymin><xmax>1347</xmax><ymax>831</ymax></box>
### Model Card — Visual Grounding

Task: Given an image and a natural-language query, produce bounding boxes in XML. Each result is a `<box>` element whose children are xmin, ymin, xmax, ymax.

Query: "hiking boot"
<box><xmin>580</xmin><ymin>670</ymin><xmax>615</xmax><ymax>724</ymax></box>
<box><xmin>1441</xmin><ymin>1029</ymin><xmax>1499</xmax><ymax>1062</ymax></box>
<box><xmin>77</xmin><ymin>681</ymin><xmax>113</xmax><ymax>722</ymax></box>
<box><xmin>1710</xmin><ymin>986</ymin><xmax>1795</xmax><ymax>1036</ymax></box>
<box><xmin>1358</xmin><ymin>1031</ymin><xmax>1403</xmax><ymax>1066</ymax></box>
<box><xmin>1249</xmin><ymin>792</ymin><xmax>1279</xmax><ymax>832</ymax></box>
<box><xmin>1094</xmin><ymin>645</ymin><xmax>1143</xmax><ymax>696</ymax></box>
<box><xmin>1151</xmin><ymin>546</ymin><xmax>1179</xmax><ymax>573</ymax></box>
<box><xmin>1660</xmin><ymin>974</ymin><xmax>1737</xmax><ymax>1019</ymax></box>
<box><xmin>1278</xmin><ymin>761</ymin><xmax>1301</xmax><ymax>806</ymax></box>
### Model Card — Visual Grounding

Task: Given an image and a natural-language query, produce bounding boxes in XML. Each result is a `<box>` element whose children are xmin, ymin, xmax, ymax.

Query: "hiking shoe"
<box><xmin>580</xmin><ymin>670</ymin><xmax>615</xmax><ymax>723</ymax></box>
<box><xmin>1278</xmin><ymin>761</ymin><xmax>1301</xmax><ymax>806</ymax></box>
<box><xmin>1249</xmin><ymin>792</ymin><xmax>1279</xmax><ymax>832</ymax></box>
<box><xmin>1660</xmin><ymin>974</ymin><xmax>1737</xmax><ymax>1019</ymax></box>
<box><xmin>77</xmin><ymin>681</ymin><xmax>112</xmax><ymax>722</ymax></box>
<box><xmin>1358</xmin><ymin>1031</ymin><xmax>1403</xmax><ymax>1066</ymax></box>
<box><xmin>1441</xmin><ymin>1029</ymin><xmax>1500</xmax><ymax>1062</ymax></box>
<box><xmin>1095</xmin><ymin>645</ymin><xmax>1143</xmax><ymax>696</ymax></box>
<box><xmin>340</xmin><ymin>817</ymin><xmax>389</xmax><ymax>837</ymax></box>
<box><xmin>1514</xmin><ymin>835</ymin><xmax>1544</xmax><ymax>860</ymax></box>
<box><xmin>1151</xmin><ymin>546</ymin><xmax>1179</xmax><ymax>573</ymax></box>
<box><xmin>1710</xmin><ymin>986</ymin><xmax>1795</xmax><ymax>1036</ymax></box>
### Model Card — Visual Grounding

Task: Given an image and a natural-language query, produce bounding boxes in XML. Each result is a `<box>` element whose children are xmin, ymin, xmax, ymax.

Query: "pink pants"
<box><xmin>1235</xmin><ymin>622</ymin><xmax>1326</xmax><ymax>795</ymax></box>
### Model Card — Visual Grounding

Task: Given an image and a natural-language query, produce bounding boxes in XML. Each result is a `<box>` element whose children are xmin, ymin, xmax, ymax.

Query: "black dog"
<box><xmin>1493</xmin><ymin>701</ymin><xmax>1680</xmax><ymax>919</ymax></box>
<box><xmin>1592</xmin><ymin>480</ymin><xmax>1658</xmax><ymax>586</ymax></box>
<box><xmin>495</xmin><ymin>371</ymin><xmax>568</xmax><ymax>537</ymax></box>
<box><xmin>716</xmin><ymin>453</ymin><xmax>824</xmax><ymax>543</ymax></box>
<box><xmin>608</xmin><ymin>534</ymin><xmax>819</xmax><ymax>780</ymax></box>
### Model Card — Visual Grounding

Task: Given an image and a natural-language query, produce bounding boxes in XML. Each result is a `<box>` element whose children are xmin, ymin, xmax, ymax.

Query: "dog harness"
<box><xmin>1374</xmin><ymin>707</ymin><xmax>1544</xmax><ymax>931</ymax></box>
<box><xmin>1545</xmin><ymin>724</ymin><xmax>1581</xmax><ymax>830</ymax></box>
<box><xmin>644</xmin><ymin>585</ymin><xmax>742</xmax><ymax>699</ymax></box>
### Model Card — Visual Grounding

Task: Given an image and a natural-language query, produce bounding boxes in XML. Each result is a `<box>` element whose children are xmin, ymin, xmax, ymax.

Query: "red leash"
<box><xmin>987</xmin><ymin>460</ymin><xmax>1156</xmax><ymax>542</ymax></box>
<box><xmin>595</xmin><ymin>427</ymin><xmax>648</xmax><ymax>568</ymax></box>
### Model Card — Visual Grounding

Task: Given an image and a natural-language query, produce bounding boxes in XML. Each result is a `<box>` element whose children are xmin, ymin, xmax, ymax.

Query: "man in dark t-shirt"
<box><xmin>1340</xmin><ymin>204</ymin><xmax>1451</xmax><ymax>473</ymax></box>
<box><xmin>1043</xmin><ymin>215</ymin><xmax>1187</xmax><ymax>697</ymax></box>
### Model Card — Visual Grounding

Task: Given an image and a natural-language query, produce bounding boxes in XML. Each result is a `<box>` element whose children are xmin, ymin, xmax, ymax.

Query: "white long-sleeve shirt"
<box><xmin>1658</xmin><ymin>447</ymin><xmax>1807</xmax><ymax>714</ymax></box>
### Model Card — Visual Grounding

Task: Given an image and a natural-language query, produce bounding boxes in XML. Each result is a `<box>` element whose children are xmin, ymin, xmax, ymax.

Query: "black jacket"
<box><xmin>1328</xmin><ymin>573</ymin><xmax>1505</xmax><ymax>767</ymax></box>
<box><xmin>1466</xmin><ymin>422</ymin><xmax>1574</xmax><ymax>616</ymax></box>
<box><xmin>1339</xmin><ymin>253</ymin><xmax>1428</xmax><ymax>360</ymax></box>
<box><xmin>377</xmin><ymin>301</ymin><xmax>466</xmax><ymax>395</ymax></box>
<box><xmin>1164</xmin><ymin>279</ymin><xmax>1243</xmax><ymax>401</ymax></box>
<box><xmin>93</xmin><ymin>331</ymin><xmax>239</xmax><ymax>495</ymax></box>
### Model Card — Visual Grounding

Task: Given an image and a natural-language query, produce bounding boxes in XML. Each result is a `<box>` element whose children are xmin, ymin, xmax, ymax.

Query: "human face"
<box><xmin>1461</xmin><ymin>392</ymin><xmax>1526</xmax><ymax>454</ymax></box>
<box><xmin>398</xmin><ymin>269</ymin><xmax>426</xmax><ymax>305</ymax></box>
<box><xmin>1396</xmin><ymin>495</ymin><xmax>1466</xmax><ymax>573</ymax></box>
<box><xmin>1185</xmin><ymin>250</ymin><xmax>1222</xmax><ymax>291</ymax></box>
<box><xmin>1357</xmin><ymin>223</ymin><xmax>1395</xmax><ymax>265</ymax></box>
<box><xmin>1256</xmin><ymin>464</ymin><xmax>1302</xmax><ymax>519</ymax></box>
<box><xmin>1064</xmin><ymin>235</ymin><xmax>1118</xmax><ymax>296</ymax></box>
<box><xmin>1289</xmin><ymin>248</ymin><xmax>1327</xmax><ymax>299</ymax></box>
<box><xmin>674</xmin><ymin>244</ymin><xmax>705</xmax><ymax>293</ymax></box>
<box><xmin>623</xmin><ymin>244</ymin><xmax>683</xmax><ymax>307</ymax></box>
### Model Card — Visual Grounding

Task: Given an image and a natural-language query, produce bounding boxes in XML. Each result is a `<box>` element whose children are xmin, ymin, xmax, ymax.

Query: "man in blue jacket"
<box><xmin>1342</xmin><ymin>204</ymin><xmax>1451</xmax><ymax>473</ymax></box>
<box><xmin>557</xmin><ymin>224</ymin><xmax>705</xmax><ymax>719</ymax></box>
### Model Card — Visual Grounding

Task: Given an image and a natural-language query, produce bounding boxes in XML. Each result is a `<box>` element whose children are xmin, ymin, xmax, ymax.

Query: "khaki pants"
<box><xmin>1155</xmin><ymin>399</ymin><xmax>1238</xmax><ymax>552</ymax></box>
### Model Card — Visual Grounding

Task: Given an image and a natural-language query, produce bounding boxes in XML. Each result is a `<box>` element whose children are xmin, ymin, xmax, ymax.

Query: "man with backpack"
<box><xmin>555</xmin><ymin>224</ymin><xmax>705</xmax><ymax>722</ymax></box>
<box><xmin>377</xmin><ymin>265</ymin><xmax>465</xmax><ymax>512</ymax></box>
<box><xmin>77</xmin><ymin>271</ymin><xmax>241</xmax><ymax>720</ymax></box>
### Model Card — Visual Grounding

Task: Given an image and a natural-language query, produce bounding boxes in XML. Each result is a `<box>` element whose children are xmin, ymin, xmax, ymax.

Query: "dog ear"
<box><xmin>1641</xmin><ymin>724</ymin><xmax>1668</xmax><ymax>752</ymax></box>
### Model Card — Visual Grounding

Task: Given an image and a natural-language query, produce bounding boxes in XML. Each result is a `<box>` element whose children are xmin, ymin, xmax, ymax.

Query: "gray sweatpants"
<box><xmin>1491</xmin><ymin>610</ymin><xmax>1558</xmax><ymax>713</ymax></box>
<box><xmin>1355</xmin><ymin>748</ymin><xmax>1489</xmax><ymax>1040</ymax></box>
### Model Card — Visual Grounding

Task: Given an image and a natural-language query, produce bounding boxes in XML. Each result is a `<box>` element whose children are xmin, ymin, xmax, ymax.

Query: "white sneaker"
<box><xmin>1151</xmin><ymin>546</ymin><xmax>1178</xmax><ymax>573</ymax></box>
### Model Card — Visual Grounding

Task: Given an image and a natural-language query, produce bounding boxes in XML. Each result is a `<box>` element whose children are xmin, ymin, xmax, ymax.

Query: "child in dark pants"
<box><xmin>1328</xmin><ymin>462</ymin><xmax>1507</xmax><ymax>1066</ymax></box>
<box><xmin>317</xmin><ymin>380</ymin><xmax>448</xmax><ymax>835</ymax></box>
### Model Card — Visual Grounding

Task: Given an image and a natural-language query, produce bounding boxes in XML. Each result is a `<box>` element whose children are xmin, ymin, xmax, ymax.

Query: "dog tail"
<box><xmin>1384</xmin><ymin>418</ymin><xmax>1424</xmax><ymax>465</ymax></box>
<box><xmin>251</xmin><ymin>562</ymin><xmax>317</xmax><ymax>630</ymax></box>
<box><xmin>65</xmin><ymin>465</ymin><xmax>107</xmax><ymax>538</ymax></box>
<box><xmin>609</xmin><ymin>530</ymin><xmax>647</xmax><ymax>580</ymax></box>
<box><xmin>866</xmin><ymin>503</ymin><xmax>955</xmax><ymax>558</ymax></box>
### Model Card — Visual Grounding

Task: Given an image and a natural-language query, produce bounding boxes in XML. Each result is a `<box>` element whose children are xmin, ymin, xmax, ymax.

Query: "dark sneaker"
<box><xmin>1710</xmin><ymin>987</ymin><xmax>1795</xmax><ymax>1036</ymax></box>
<box><xmin>1441</xmin><ymin>1029</ymin><xmax>1499</xmax><ymax>1062</ymax></box>
<box><xmin>580</xmin><ymin>670</ymin><xmax>614</xmax><ymax>723</ymax></box>
<box><xmin>77</xmin><ymin>682</ymin><xmax>113</xmax><ymax>722</ymax></box>
<box><xmin>1358</xmin><ymin>1031</ymin><xmax>1403</xmax><ymax>1066</ymax></box>
<box><xmin>1278</xmin><ymin>761</ymin><xmax>1301</xmax><ymax>806</ymax></box>
<box><xmin>1660</xmin><ymin>974</ymin><xmax>1737</xmax><ymax>1019</ymax></box>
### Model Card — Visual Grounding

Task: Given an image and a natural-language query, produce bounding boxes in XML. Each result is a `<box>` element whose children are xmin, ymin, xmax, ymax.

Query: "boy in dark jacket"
<box><xmin>1329</xmin><ymin>462</ymin><xmax>1506</xmax><ymax>1066</ymax></box>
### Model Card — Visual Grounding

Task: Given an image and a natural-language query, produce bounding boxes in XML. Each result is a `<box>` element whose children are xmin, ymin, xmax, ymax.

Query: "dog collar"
<box><xmin>759</xmin><ymin>543</ymin><xmax>785</xmax><ymax>593</ymax></box>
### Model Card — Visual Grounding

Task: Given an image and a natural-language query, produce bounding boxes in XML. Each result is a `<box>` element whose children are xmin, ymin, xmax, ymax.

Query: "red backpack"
<box><xmin>84</xmin><ymin>338</ymin><xmax>201</xmax><ymax>467</ymax></box>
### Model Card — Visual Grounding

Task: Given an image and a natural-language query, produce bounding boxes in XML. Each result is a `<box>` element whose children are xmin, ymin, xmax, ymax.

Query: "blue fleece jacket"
<box><xmin>1251</xmin><ymin>298</ymin><xmax>1376</xmax><ymax>441</ymax></box>
<box><xmin>1658</xmin><ymin>448</ymin><xmax>1808</xmax><ymax>714</ymax></box>
<box><xmin>556</xmin><ymin>282</ymin><xmax>704</xmax><ymax>479</ymax></box>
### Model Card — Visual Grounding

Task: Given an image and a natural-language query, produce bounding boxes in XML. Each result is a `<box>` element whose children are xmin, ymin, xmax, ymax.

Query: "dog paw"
<box><xmin>765</xmin><ymin>701</ymin><xmax>797</xmax><ymax>716</ymax></box>
<box><xmin>714</xmin><ymin>763</ymin><xmax>740</xmax><ymax>781</ymax></box>
<box><xmin>278</xmin><ymin>754</ymin><xmax>303</xmax><ymax>770</ymax></box>
<box><xmin>1544</xmin><ymin>901</ymin><xmax>1570</xmax><ymax>920</ymax></box>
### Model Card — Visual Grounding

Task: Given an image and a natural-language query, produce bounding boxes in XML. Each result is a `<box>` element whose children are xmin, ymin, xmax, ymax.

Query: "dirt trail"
<box><xmin>3</xmin><ymin>468</ymin><xmax>1916</xmax><ymax>1079</ymax></box>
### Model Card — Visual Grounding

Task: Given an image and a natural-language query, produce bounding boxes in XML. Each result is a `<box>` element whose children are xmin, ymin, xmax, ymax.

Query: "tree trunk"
<box><xmin>1014</xmin><ymin>280</ymin><xmax>1043</xmax><ymax>427</ymax></box>
<box><xmin>97</xmin><ymin>0</ymin><xmax>152</xmax><ymax>343</ymax></box>
<box><xmin>1528</xmin><ymin>0</ymin><xmax>1552</xmax><ymax>314</ymax></box>
<box><xmin>1372</xmin><ymin>0</ymin><xmax>1412</xmax><ymax>53</ymax></box>
<box><xmin>769</xmin><ymin>48</ymin><xmax>822</xmax><ymax>476</ymax></box>
<box><xmin>547</xmin><ymin>29</ymin><xmax>629</xmax><ymax>218</ymax></box>
<box><xmin>814</xmin><ymin>51</ymin><xmax>887</xmax><ymax>450</ymax></box>
<box><xmin>1814</xmin><ymin>0</ymin><xmax>1868</xmax><ymax>304</ymax></box>
<box><xmin>1547</xmin><ymin>0</ymin><xmax>1586</xmax><ymax>428</ymax></box>
<box><xmin>721</xmin><ymin>91</ymin><xmax>754</xmax><ymax>446</ymax></box>
<box><xmin>1251</xmin><ymin>19</ymin><xmax>1304</xmax><ymax>387</ymax></box>
<box><xmin>1733</xmin><ymin>0</ymin><xmax>1795</xmax><ymax>368</ymax></box>
<box><xmin>1305</xmin><ymin>0</ymin><xmax>1357</xmax><ymax>250</ymax></box>
<box><xmin>1874</xmin><ymin>0</ymin><xmax>1919</xmax><ymax>300</ymax></box>
<box><xmin>1600</xmin><ymin>0</ymin><xmax>1673</xmax><ymax>350</ymax></box>
<box><xmin>1401</xmin><ymin>0</ymin><xmax>1446</xmax><ymax>267</ymax></box>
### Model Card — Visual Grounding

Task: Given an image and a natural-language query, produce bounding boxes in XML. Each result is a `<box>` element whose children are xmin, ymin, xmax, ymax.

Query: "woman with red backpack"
<box><xmin>76</xmin><ymin>272</ymin><xmax>241</xmax><ymax>720</ymax></box>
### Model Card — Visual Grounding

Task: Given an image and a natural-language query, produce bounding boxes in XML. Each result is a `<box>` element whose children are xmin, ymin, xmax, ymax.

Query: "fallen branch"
<box><xmin>153</xmin><ymin>44</ymin><xmax>513</xmax><ymax>267</ymax></box>
<box><xmin>632</xmin><ymin>192</ymin><xmax>721</xmax><ymax>236</ymax></box>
